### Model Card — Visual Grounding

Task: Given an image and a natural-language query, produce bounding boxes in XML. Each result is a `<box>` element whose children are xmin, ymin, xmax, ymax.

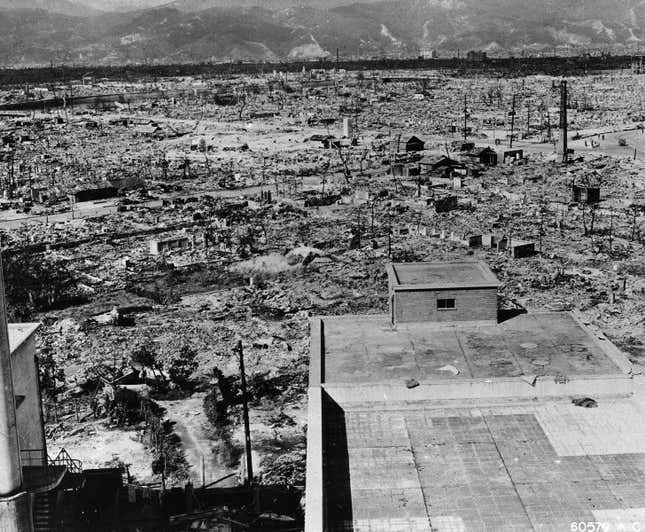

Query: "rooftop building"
<box><xmin>387</xmin><ymin>261</ymin><xmax>499</xmax><ymax>324</ymax></box>
<box><xmin>305</xmin><ymin>261</ymin><xmax>644</xmax><ymax>532</ymax></box>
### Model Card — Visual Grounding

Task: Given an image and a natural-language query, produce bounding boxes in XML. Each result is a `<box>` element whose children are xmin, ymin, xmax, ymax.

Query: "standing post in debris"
<box><xmin>546</xmin><ymin>105</ymin><xmax>552</xmax><ymax>142</ymax></box>
<box><xmin>538</xmin><ymin>203</ymin><xmax>544</xmax><ymax>255</ymax></box>
<box><xmin>526</xmin><ymin>99</ymin><xmax>531</xmax><ymax>139</ymax></box>
<box><xmin>609</xmin><ymin>209</ymin><xmax>614</xmax><ymax>253</ymax></box>
<box><xmin>237</xmin><ymin>341</ymin><xmax>253</xmax><ymax>486</ymax></box>
<box><xmin>509</xmin><ymin>94</ymin><xmax>516</xmax><ymax>148</ymax></box>
<box><xmin>463</xmin><ymin>94</ymin><xmax>468</xmax><ymax>141</ymax></box>
<box><xmin>387</xmin><ymin>210</ymin><xmax>392</xmax><ymax>258</ymax></box>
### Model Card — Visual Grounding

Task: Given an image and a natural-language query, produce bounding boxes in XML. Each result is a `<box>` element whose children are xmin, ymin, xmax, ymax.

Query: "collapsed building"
<box><xmin>306</xmin><ymin>260</ymin><xmax>643</xmax><ymax>531</ymax></box>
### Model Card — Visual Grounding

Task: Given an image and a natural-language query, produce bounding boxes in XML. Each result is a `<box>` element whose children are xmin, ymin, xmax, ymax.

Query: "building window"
<box><xmin>437</xmin><ymin>298</ymin><xmax>456</xmax><ymax>310</ymax></box>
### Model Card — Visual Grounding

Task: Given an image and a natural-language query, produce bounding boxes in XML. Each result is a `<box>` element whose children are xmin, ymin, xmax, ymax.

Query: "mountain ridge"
<box><xmin>0</xmin><ymin>0</ymin><xmax>643</xmax><ymax>67</ymax></box>
<box><xmin>0</xmin><ymin>0</ymin><xmax>98</xmax><ymax>16</ymax></box>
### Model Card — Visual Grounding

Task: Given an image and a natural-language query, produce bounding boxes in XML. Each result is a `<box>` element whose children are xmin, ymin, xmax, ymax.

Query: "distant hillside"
<box><xmin>0</xmin><ymin>0</ymin><xmax>97</xmax><ymax>16</ymax></box>
<box><xmin>166</xmin><ymin>0</ymin><xmax>383</xmax><ymax>11</ymax></box>
<box><xmin>1</xmin><ymin>0</ymin><xmax>644</xmax><ymax>67</ymax></box>
<box><xmin>73</xmin><ymin>0</ymin><xmax>171</xmax><ymax>11</ymax></box>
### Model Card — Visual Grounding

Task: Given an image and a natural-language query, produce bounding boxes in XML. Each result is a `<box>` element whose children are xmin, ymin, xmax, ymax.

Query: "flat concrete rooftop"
<box><xmin>323</xmin><ymin>395</ymin><xmax>645</xmax><ymax>531</ymax></box>
<box><xmin>316</xmin><ymin>312</ymin><xmax>624</xmax><ymax>385</ymax></box>
<box><xmin>388</xmin><ymin>261</ymin><xmax>500</xmax><ymax>289</ymax></box>
<box><xmin>307</xmin><ymin>290</ymin><xmax>639</xmax><ymax>531</ymax></box>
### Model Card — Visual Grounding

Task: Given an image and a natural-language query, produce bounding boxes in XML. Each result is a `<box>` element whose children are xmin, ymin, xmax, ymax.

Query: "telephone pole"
<box><xmin>526</xmin><ymin>99</ymin><xmax>531</xmax><ymax>139</ymax></box>
<box><xmin>463</xmin><ymin>93</ymin><xmax>468</xmax><ymax>141</ymax></box>
<box><xmin>236</xmin><ymin>340</ymin><xmax>253</xmax><ymax>486</ymax></box>
<box><xmin>509</xmin><ymin>94</ymin><xmax>517</xmax><ymax>148</ymax></box>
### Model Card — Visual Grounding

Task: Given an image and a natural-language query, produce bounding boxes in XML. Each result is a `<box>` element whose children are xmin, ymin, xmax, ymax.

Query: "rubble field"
<box><xmin>3</xmin><ymin>66</ymin><xmax>645</xmax><ymax>497</ymax></box>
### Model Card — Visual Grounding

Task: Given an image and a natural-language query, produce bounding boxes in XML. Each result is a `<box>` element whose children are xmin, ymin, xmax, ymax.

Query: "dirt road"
<box><xmin>158</xmin><ymin>396</ymin><xmax>238</xmax><ymax>488</ymax></box>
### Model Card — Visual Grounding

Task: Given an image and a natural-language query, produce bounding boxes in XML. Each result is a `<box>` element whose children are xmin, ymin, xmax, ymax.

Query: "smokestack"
<box><xmin>559</xmin><ymin>80</ymin><xmax>568</xmax><ymax>163</ymax></box>
<box><xmin>0</xmin><ymin>252</ymin><xmax>31</xmax><ymax>532</ymax></box>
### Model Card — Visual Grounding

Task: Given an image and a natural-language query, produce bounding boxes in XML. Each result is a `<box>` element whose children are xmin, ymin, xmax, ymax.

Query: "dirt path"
<box><xmin>158</xmin><ymin>396</ymin><xmax>238</xmax><ymax>487</ymax></box>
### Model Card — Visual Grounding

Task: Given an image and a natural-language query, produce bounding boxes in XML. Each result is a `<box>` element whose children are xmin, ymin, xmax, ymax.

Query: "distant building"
<box><xmin>459</xmin><ymin>142</ymin><xmax>476</xmax><ymax>152</ymax></box>
<box><xmin>433</xmin><ymin>195</ymin><xmax>459</xmax><ymax>213</ymax></box>
<box><xmin>342</xmin><ymin>117</ymin><xmax>354</xmax><ymax>139</ymax></box>
<box><xmin>503</xmin><ymin>149</ymin><xmax>524</xmax><ymax>163</ymax></box>
<box><xmin>468</xmin><ymin>146</ymin><xmax>498</xmax><ymax>166</ymax></box>
<box><xmin>481</xmin><ymin>234</ymin><xmax>536</xmax><ymax>258</ymax></box>
<box><xmin>405</xmin><ymin>135</ymin><xmax>425</xmax><ymax>152</ymax></box>
<box><xmin>572</xmin><ymin>184</ymin><xmax>601</xmax><ymax>204</ymax></box>
<box><xmin>420</xmin><ymin>155</ymin><xmax>466</xmax><ymax>177</ymax></box>
<box><xmin>134</xmin><ymin>124</ymin><xmax>165</xmax><ymax>139</ymax></box>
<box><xmin>69</xmin><ymin>187</ymin><xmax>118</xmax><ymax>204</ymax></box>
<box><xmin>149</xmin><ymin>235</ymin><xmax>192</xmax><ymax>256</ymax></box>
<box><xmin>466</xmin><ymin>50</ymin><xmax>488</xmax><ymax>62</ymax></box>
<box><xmin>391</xmin><ymin>162</ymin><xmax>420</xmax><ymax>177</ymax></box>
<box><xmin>308</xmin><ymin>134</ymin><xmax>335</xmax><ymax>149</ymax></box>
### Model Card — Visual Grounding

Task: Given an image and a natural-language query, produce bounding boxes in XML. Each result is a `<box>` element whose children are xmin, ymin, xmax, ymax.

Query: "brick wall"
<box><xmin>392</xmin><ymin>287</ymin><xmax>497</xmax><ymax>323</ymax></box>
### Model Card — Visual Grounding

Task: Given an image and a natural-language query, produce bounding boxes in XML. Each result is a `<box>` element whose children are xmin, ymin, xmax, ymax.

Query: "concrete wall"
<box><xmin>511</xmin><ymin>242</ymin><xmax>535</xmax><ymax>258</ymax></box>
<box><xmin>11</xmin><ymin>336</ymin><xmax>45</xmax><ymax>456</ymax></box>
<box><xmin>392</xmin><ymin>287</ymin><xmax>497</xmax><ymax>323</ymax></box>
<box><xmin>0</xmin><ymin>492</ymin><xmax>31</xmax><ymax>532</ymax></box>
<box><xmin>325</xmin><ymin>373</ymin><xmax>635</xmax><ymax>404</ymax></box>
<box><xmin>304</xmin><ymin>387</ymin><xmax>324</xmax><ymax>532</ymax></box>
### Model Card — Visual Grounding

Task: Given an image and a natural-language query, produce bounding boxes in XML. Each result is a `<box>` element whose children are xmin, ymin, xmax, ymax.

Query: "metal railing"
<box><xmin>49</xmin><ymin>448</ymin><xmax>83</xmax><ymax>474</ymax></box>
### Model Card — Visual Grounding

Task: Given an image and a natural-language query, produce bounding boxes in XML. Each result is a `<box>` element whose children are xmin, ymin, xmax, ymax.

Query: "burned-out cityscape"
<box><xmin>3</xmin><ymin>1</ymin><xmax>645</xmax><ymax>531</ymax></box>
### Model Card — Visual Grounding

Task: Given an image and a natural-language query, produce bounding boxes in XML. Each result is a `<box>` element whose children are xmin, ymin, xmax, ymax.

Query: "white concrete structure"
<box><xmin>0</xmin><ymin>255</ymin><xmax>33</xmax><ymax>532</ymax></box>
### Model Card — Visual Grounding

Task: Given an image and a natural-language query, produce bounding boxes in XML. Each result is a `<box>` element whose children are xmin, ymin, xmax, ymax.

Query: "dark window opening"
<box><xmin>437</xmin><ymin>298</ymin><xmax>456</xmax><ymax>310</ymax></box>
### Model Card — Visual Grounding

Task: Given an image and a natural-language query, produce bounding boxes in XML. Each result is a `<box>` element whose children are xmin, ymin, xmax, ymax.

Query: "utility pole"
<box><xmin>526</xmin><ymin>99</ymin><xmax>531</xmax><ymax>139</ymax></box>
<box><xmin>546</xmin><ymin>107</ymin><xmax>551</xmax><ymax>142</ymax></box>
<box><xmin>236</xmin><ymin>340</ymin><xmax>253</xmax><ymax>486</ymax></box>
<box><xmin>463</xmin><ymin>94</ymin><xmax>468</xmax><ymax>141</ymax></box>
<box><xmin>609</xmin><ymin>209</ymin><xmax>614</xmax><ymax>254</ymax></box>
<box><xmin>509</xmin><ymin>94</ymin><xmax>516</xmax><ymax>148</ymax></box>
<box><xmin>387</xmin><ymin>210</ymin><xmax>392</xmax><ymax>258</ymax></box>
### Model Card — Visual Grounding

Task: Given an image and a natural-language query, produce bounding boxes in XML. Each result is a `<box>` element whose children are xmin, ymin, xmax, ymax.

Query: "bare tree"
<box><xmin>321</xmin><ymin>158</ymin><xmax>331</xmax><ymax>195</ymax></box>
<box><xmin>367</xmin><ymin>195</ymin><xmax>382</xmax><ymax>234</ymax></box>
<box><xmin>236</xmin><ymin>88</ymin><xmax>248</xmax><ymax>120</ymax></box>
<box><xmin>630</xmin><ymin>204</ymin><xmax>643</xmax><ymax>241</ymax></box>
<box><xmin>358</xmin><ymin>147</ymin><xmax>370</xmax><ymax>176</ymax></box>
<box><xmin>336</xmin><ymin>144</ymin><xmax>353</xmax><ymax>184</ymax></box>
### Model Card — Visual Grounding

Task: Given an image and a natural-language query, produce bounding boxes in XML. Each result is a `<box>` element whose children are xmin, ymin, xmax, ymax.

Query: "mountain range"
<box><xmin>0</xmin><ymin>0</ymin><xmax>643</xmax><ymax>67</ymax></box>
